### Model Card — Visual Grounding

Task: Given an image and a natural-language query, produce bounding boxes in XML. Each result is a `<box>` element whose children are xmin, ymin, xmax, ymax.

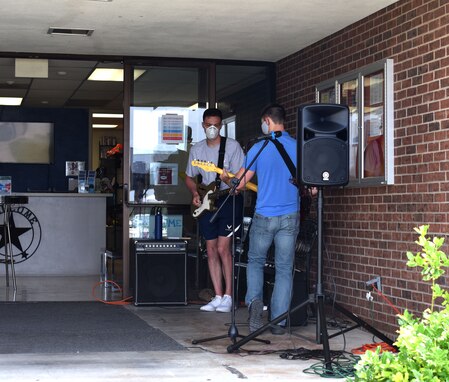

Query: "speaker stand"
<box><xmin>227</xmin><ymin>188</ymin><xmax>396</xmax><ymax>370</ymax></box>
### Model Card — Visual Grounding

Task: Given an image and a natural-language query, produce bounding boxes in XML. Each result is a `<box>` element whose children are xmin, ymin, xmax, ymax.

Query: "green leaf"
<box><xmin>354</xmin><ymin>226</ymin><xmax>449</xmax><ymax>381</ymax></box>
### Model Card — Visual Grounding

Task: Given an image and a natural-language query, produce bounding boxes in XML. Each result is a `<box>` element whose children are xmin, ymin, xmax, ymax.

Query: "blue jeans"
<box><xmin>245</xmin><ymin>212</ymin><xmax>300</xmax><ymax>325</ymax></box>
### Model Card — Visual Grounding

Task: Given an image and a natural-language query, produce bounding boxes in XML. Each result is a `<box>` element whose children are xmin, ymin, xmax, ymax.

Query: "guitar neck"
<box><xmin>220</xmin><ymin>170</ymin><xmax>258</xmax><ymax>193</ymax></box>
<box><xmin>191</xmin><ymin>160</ymin><xmax>258</xmax><ymax>192</ymax></box>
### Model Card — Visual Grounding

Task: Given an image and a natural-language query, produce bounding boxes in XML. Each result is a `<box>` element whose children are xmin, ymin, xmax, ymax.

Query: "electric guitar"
<box><xmin>191</xmin><ymin>160</ymin><xmax>258</xmax><ymax>193</ymax></box>
<box><xmin>192</xmin><ymin>182</ymin><xmax>229</xmax><ymax>218</ymax></box>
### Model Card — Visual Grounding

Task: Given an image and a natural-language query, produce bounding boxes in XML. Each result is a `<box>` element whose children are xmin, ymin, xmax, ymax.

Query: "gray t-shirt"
<box><xmin>186</xmin><ymin>137</ymin><xmax>244</xmax><ymax>190</ymax></box>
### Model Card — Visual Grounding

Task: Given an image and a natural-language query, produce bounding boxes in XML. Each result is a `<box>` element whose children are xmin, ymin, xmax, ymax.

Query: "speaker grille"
<box><xmin>298</xmin><ymin>104</ymin><xmax>349</xmax><ymax>187</ymax></box>
<box><xmin>133</xmin><ymin>240</ymin><xmax>187</xmax><ymax>305</ymax></box>
<box><xmin>302</xmin><ymin>138</ymin><xmax>348</xmax><ymax>185</ymax></box>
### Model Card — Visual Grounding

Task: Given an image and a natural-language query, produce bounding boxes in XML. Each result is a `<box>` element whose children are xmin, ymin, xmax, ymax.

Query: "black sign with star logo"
<box><xmin>0</xmin><ymin>205</ymin><xmax>42</xmax><ymax>264</ymax></box>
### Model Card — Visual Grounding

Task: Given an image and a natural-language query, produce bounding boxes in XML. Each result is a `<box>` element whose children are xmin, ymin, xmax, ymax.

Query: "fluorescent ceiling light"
<box><xmin>15</xmin><ymin>58</ymin><xmax>48</xmax><ymax>78</ymax></box>
<box><xmin>92</xmin><ymin>124</ymin><xmax>118</xmax><ymax>129</ymax></box>
<box><xmin>92</xmin><ymin>113</ymin><xmax>123</xmax><ymax>118</ymax></box>
<box><xmin>88</xmin><ymin>68</ymin><xmax>145</xmax><ymax>81</ymax></box>
<box><xmin>0</xmin><ymin>97</ymin><xmax>23</xmax><ymax>106</ymax></box>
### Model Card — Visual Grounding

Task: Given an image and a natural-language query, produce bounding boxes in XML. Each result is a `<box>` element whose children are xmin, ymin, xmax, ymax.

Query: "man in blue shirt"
<box><xmin>221</xmin><ymin>103</ymin><xmax>300</xmax><ymax>335</ymax></box>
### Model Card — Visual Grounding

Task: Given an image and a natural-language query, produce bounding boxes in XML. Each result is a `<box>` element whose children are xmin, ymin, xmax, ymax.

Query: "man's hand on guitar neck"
<box><xmin>220</xmin><ymin>168</ymin><xmax>231</xmax><ymax>187</ymax></box>
<box><xmin>220</xmin><ymin>168</ymin><xmax>240</xmax><ymax>195</ymax></box>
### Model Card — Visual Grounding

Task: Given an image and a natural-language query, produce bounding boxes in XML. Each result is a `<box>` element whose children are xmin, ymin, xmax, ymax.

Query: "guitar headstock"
<box><xmin>191</xmin><ymin>160</ymin><xmax>220</xmax><ymax>173</ymax></box>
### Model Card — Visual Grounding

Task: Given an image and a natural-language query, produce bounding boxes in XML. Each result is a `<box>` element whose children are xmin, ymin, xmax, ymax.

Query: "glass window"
<box><xmin>222</xmin><ymin>116</ymin><xmax>236</xmax><ymax>139</ymax></box>
<box><xmin>319</xmin><ymin>86</ymin><xmax>336</xmax><ymax>103</ymax></box>
<box><xmin>216</xmin><ymin>64</ymin><xmax>273</xmax><ymax>144</ymax></box>
<box><xmin>363</xmin><ymin>71</ymin><xmax>385</xmax><ymax>179</ymax></box>
<box><xmin>340</xmin><ymin>79</ymin><xmax>359</xmax><ymax>181</ymax></box>
<box><xmin>316</xmin><ymin>59</ymin><xmax>394</xmax><ymax>186</ymax></box>
<box><xmin>129</xmin><ymin>66</ymin><xmax>206</xmax><ymax>205</ymax></box>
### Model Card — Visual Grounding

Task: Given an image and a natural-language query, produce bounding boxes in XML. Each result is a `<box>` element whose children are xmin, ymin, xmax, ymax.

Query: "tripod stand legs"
<box><xmin>328</xmin><ymin>299</ymin><xmax>396</xmax><ymax>348</ymax></box>
<box><xmin>192</xmin><ymin>319</ymin><xmax>271</xmax><ymax>345</ymax></box>
<box><xmin>226</xmin><ymin>292</ymin><xmax>396</xmax><ymax>356</ymax></box>
<box><xmin>227</xmin><ymin>297</ymin><xmax>309</xmax><ymax>353</ymax></box>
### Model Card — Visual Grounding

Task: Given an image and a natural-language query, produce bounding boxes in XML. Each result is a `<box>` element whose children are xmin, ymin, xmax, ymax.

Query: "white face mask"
<box><xmin>261</xmin><ymin>120</ymin><xmax>270</xmax><ymax>135</ymax></box>
<box><xmin>205</xmin><ymin>125</ymin><xmax>219</xmax><ymax>140</ymax></box>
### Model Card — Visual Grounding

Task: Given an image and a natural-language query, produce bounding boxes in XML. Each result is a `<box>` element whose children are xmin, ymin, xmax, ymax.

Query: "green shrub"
<box><xmin>352</xmin><ymin>225</ymin><xmax>449</xmax><ymax>382</ymax></box>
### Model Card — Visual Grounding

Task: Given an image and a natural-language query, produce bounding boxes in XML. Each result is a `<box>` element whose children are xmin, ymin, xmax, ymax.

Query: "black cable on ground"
<box><xmin>280</xmin><ymin>347</ymin><xmax>360</xmax><ymax>379</ymax></box>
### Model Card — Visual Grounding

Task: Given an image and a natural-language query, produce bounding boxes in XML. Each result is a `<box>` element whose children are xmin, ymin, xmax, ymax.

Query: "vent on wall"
<box><xmin>48</xmin><ymin>27</ymin><xmax>94</xmax><ymax>36</ymax></box>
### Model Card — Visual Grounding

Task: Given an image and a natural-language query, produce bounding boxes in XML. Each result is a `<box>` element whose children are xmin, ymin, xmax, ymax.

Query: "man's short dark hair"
<box><xmin>203</xmin><ymin>108</ymin><xmax>223</xmax><ymax>121</ymax></box>
<box><xmin>261</xmin><ymin>103</ymin><xmax>286</xmax><ymax>124</ymax></box>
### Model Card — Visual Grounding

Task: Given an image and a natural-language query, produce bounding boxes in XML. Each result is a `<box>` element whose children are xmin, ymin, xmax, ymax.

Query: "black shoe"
<box><xmin>248</xmin><ymin>299</ymin><xmax>264</xmax><ymax>333</ymax></box>
<box><xmin>270</xmin><ymin>325</ymin><xmax>286</xmax><ymax>335</ymax></box>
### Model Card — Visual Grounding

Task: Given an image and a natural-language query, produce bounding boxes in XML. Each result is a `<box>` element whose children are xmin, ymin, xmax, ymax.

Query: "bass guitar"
<box><xmin>191</xmin><ymin>160</ymin><xmax>258</xmax><ymax>193</ymax></box>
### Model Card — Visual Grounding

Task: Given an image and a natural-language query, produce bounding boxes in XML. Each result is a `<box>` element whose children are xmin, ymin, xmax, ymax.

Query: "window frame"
<box><xmin>316</xmin><ymin>58</ymin><xmax>394</xmax><ymax>186</ymax></box>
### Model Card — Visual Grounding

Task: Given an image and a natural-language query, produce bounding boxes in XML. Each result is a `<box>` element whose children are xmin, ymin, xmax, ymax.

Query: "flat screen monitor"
<box><xmin>0</xmin><ymin>122</ymin><xmax>54</xmax><ymax>164</ymax></box>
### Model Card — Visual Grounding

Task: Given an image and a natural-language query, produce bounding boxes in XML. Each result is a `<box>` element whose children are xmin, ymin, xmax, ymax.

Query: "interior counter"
<box><xmin>0</xmin><ymin>193</ymin><xmax>112</xmax><ymax>276</ymax></box>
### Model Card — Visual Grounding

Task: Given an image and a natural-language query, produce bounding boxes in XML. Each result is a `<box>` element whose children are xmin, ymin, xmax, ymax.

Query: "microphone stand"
<box><xmin>191</xmin><ymin>137</ymin><xmax>274</xmax><ymax>346</ymax></box>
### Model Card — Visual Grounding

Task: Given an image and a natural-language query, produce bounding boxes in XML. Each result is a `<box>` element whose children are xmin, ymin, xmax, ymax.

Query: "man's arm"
<box><xmin>185</xmin><ymin>175</ymin><xmax>201</xmax><ymax>207</ymax></box>
<box><xmin>220</xmin><ymin>167</ymin><xmax>255</xmax><ymax>192</ymax></box>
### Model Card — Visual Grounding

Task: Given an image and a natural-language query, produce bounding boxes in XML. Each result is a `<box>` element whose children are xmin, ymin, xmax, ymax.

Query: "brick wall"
<box><xmin>277</xmin><ymin>0</ymin><xmax>449</xmax><ymax>338</ymax></box>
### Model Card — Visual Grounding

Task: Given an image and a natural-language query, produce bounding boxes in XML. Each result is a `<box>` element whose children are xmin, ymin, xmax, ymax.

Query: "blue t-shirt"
<box><xmin>245</xmin><ymin>131</ymin><xmax>299</xmax><ymax>216</ymax></box>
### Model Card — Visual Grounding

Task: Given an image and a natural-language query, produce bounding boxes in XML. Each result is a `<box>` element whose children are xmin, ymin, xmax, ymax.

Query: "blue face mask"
<box><xmin>261</xmin><ymin>121</ymin><xmax>269</xmax><ymax>135</ymax></box>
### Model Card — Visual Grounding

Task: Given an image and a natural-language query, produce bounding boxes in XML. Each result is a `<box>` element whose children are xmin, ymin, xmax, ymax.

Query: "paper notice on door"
<box><xmin>149</xmin><ymin>163</ymin><xmax>178</xmax><ymax>185</ymax></box>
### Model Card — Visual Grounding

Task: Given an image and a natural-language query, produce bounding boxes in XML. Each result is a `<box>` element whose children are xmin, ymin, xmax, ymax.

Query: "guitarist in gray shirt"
<box><xmin>185</xmin><ymin>108</ymin><xmax>244</xmax><ymax>313</ymax></box>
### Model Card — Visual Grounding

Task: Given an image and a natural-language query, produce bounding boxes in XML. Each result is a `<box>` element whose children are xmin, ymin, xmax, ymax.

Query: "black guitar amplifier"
<box><xmin>131</xmin><ymin>239</ymin><xmax>187</xmax><ymax>305</ymax></box>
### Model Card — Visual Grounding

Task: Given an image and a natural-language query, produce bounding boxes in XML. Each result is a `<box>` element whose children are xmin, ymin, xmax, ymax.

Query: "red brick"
<box><xmin>276</xmin><ymin>0</ymin><xmax>449</xmax><ymax>337</ymax></box>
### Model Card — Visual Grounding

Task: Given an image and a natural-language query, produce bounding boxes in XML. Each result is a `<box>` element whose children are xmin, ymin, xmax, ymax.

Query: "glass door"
<box><xmin>124</xmin><ymin>65</ymin><xmax>209</xmax><ymax>242</ymax></box>
<box><xmin>128</xmin><ymin>65</ymin><xmax>209</xmax><ymax>206</ymax></box>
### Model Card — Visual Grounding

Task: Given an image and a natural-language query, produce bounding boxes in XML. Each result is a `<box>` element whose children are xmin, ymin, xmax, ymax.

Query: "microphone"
<box><xmin>251</xmin><ymin>131</ymin><xmax>282</xmax><ymax>141</ymax></box>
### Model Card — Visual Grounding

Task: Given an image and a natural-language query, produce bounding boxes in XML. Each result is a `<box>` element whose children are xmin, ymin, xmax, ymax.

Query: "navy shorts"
<box><xmin>198</xmin><ymin>193</ymin><xmax>243</xmax><ymax>240</ymax></box>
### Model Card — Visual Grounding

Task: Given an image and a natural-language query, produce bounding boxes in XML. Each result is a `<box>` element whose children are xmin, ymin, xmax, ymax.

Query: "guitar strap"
<box><xmin>270</xmin><ymin>139</ymin><xmax>316</xmax><ymax>221</ymax></box>
<box><xmin>270</xmin><ymin>139</ymin><xmax>298</xmax><ymax>188</ymax></box>
<box><xmin>196</xmin><ymin>137</ymin><xmax>227</xmax><ymax>186</ymax></box>
<box><xmin>215</xmin><ymin>136</ymin><xmax>227</xmax><ymax>189</ymax></box>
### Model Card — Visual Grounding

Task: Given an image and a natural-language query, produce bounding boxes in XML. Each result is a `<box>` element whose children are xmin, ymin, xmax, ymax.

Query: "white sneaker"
<box><xmin>216</xmin><ymin>294</ymin><xmax>232</xmax><ymax>313</ymax></box>
<box><xmin>200</xmin><ymin>295</ymin><xmax>222</xmax><ymax>311</ymax></box>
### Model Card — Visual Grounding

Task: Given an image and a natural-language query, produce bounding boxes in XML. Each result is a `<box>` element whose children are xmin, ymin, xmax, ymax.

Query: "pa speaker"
<box><xmin>297</xmin><ymin>103</ymin><xmax>349</xmax><ymax>187</ymax></box>
<box><xmin>132</xmin><ymin>240</ymin><xmax>187</xmax><ymax>305</ymax></box>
